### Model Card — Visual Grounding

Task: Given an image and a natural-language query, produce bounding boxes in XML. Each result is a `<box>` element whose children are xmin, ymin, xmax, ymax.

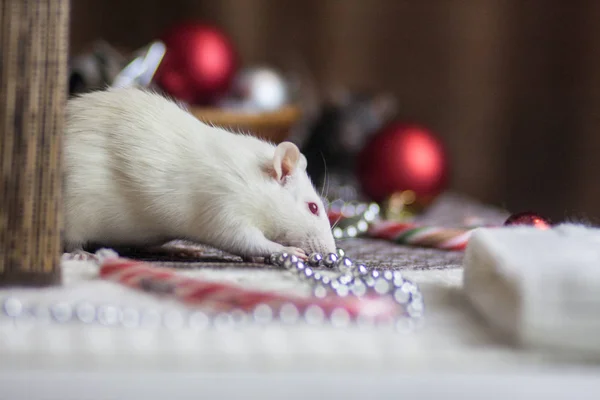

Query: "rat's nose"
<box><xmin>320</xmin><ymin>241</ymin><xmax>337</xmax><ymax>256</ymax></box>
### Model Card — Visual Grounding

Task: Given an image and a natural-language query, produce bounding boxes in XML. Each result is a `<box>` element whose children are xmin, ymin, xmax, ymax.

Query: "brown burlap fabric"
<box><xmin>113</xmin><ymin>192</ymin><xmax>508</xmax><ymax>272</ymax></box>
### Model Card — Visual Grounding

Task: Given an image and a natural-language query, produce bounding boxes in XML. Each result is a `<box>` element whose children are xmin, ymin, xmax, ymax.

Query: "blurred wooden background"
<box><xmin>70</xmin><ymin>0</ymin><xmax>600</xmax><ymax>222</ymax></box>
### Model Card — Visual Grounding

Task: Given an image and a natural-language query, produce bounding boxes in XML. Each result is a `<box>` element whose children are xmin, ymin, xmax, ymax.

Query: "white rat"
<box><xmin>63</xmin><ymin>87</ymin><xmax>336</xmax><ymax>261</ymax></box>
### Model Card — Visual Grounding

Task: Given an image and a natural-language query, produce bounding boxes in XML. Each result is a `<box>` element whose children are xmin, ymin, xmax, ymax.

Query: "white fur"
<box><xmin>63</xmin><ymin>87</ymin><xmax>336</xmax><ymax>258</ymax></box>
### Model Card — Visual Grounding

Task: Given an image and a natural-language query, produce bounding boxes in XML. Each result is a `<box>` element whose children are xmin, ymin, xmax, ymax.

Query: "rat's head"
<box><xmin>263</xmin><ymin>141</ymin><xmax>336</xmax><ymax>255</ymax></box>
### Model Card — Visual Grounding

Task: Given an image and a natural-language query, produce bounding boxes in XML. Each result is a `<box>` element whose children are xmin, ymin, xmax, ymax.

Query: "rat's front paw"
<box><xmin>62</xmin><ymin>250</ymin><xmax>98</xmax><ymax>262</ymax></box>
<box><xmin>282</xmin><ymin>246</ymin><xmax>307</xmax><ymax>260</ymax></box>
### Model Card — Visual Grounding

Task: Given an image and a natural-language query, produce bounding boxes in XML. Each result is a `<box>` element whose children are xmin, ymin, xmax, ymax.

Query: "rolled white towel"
<box><xmin>463</xmin><ymin>223</ymin><xmax>600</xmax><ymax>357</ymax></box>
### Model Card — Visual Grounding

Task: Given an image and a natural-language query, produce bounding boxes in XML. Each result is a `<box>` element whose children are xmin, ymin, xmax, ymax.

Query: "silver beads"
<box><xmin>253</xmin><ymin>304</ymin><xmax>273</xmax><ymax>324</ymax></box>
<box><xmin>313</xmin><ymin>284</ymin><xmax>328</xmax><ymax>299</ymax></box>
<box><xmin>382</xmin><ymin>270</ymin><xmax>394</xmax><ymax>281</ymax></box>
<box><xmin>75</xmin><ymin>302</ymin><xmax>96</xmax><ymax>324</ymax></box>
<box><xmin>3</xmin><ymin>297</ymin><xmax>22</xmax><ymax>317</ymax></box>
<box><xmin>354</xmin><ymin>263</ymin><xmax>369</xmax><ymax>277</ymax></box>
<box><xmin>0</xmin><ymin>247</ymin><xmax>423</xmax><ymax>333</ymax></box>
<box><xmin>304</xmin><ymin>304</ymin><xmax>325</xmax><ymax>324</ymax></box>
<box><xmin>276</xmin><ymin>252</ymin><xmax>288</xmax><ymax>265</ymax></box>
<box><xmin>323</xmin><ymin>253</ymin><xmax>338</xmax><ymax>268</ymax></box>
<box><xmin>308</xmin><ymin>253</ymin><xmax>323</xmax><ymax>266</ymax></box>
<box><xmin>350</xmin><ymin>280</ymin><xmax>367</xmax><ymax>297</ymax></box>
<box><xmin>361</xmin><ymin>274</ymin><xmax>376</xmax><ymax>288</ymax></box>
<box><xmin>282</xmin><ymin>255</ymin><xmax>299</xmax><ymax>269</ymax></box>
<box><xmin>338</xmin><ymin>273</ymin><xmax>353</xmax><ymax>285</ymax></box>
<box><xmin>279</xmin><ymin>303</ymin><xmax>300</xmax><ymax>324</ymax></box>
<box><xmin>334</xmin><ymin>284</ymin><xmax>350</xmax><ymax>297</ymax></box>
<box><xmin>338</xmin><ymin>257</ymin><xmax>354</xmax><ymax>274</ymax></box>
<box><xmin>51</xmin><ymin>302</ymin><xmax>73</xmax><ymax>323</ymax></box>
<box><xmin>330</xmin><ymin>308</ymin><xmax>351</xmax><ymax>328</ymax></box>
<box><xmin>393</xmin><ymin>282</ymin><xmax>412</xmax><ymax>304</ymax></box>
<box><xmin>268</xmin><ymin>253</ymin><xmax>279</xmax><ymax>265</ymax></box>
<box><xmin>189</xmin><ymin>311</ymin><xmax>210</xmax><ymax>330</ymax></box>
<box><xmin>331</xmin><ymin>202</ymin><xmax>381</xmax><ymax>239</ymax></box>
<box><xmin>301</xmin><ymin>266</ymin><xmax>314</xmax><ymax>280</ymax></box>
<box><xmin>373</xmin><ymin>278</ymin><xmax>391</xmax><ymax>295</ymax></box>
<box><xmin>294</xmin><ymin>261</ymin><xmax>306</xmax><ymax>275</ymax></box>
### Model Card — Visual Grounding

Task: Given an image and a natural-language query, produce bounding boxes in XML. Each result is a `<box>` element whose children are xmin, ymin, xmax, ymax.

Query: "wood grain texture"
<box><xmin>0</xmin><ymin>0</ymin><xmax>69</xmax><ymax>286</ymax></box>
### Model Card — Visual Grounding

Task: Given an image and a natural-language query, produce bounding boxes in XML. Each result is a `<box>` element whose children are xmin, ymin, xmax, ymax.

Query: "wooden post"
<box><xmin>0</xmin><ymin>0</ymin><xmax>69</xmax><ymax>286</ymax></box>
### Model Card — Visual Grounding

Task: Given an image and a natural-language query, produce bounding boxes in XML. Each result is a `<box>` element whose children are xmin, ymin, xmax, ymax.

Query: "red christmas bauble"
<box><xmin>357</xmin><ymin>122</ymin><xmax>449</xmax><ymax>203</ymax></box>
<box><xmin>154</xmin><ymin>22</ymin><xmax>238</xmax><ymax>104</ymax></box>
<box><xmin>504</xmin><ymin>211</ymin><xmax>551</xmax><ymax>229</ymax></box>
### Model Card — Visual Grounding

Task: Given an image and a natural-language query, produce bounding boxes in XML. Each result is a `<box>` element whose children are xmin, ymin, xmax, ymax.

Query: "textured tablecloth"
<box><xmin>3</xmin><ymin>192</ymin><xmax>600</xmax><ymax>394</ymax></box>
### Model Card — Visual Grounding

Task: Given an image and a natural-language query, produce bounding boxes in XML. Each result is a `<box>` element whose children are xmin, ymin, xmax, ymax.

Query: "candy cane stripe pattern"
<box><xmin>98</xmin><ymin>256</ymin><xmax>400</xmax><ymax>321</ymax></box>
<box><xmin>368</xmin><ymin>221</ymin><xmax>474</xmax><ymax>251</ymax></box>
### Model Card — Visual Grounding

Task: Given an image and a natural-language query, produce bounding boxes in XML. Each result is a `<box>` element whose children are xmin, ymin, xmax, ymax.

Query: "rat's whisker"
<box><xmin>331</xmin><ymin>214</ymin><xmax>343</xmax><ymax>230</ymax></box>
<box><xmin>319</xmin><ymin>152</ymin><xmax>328</xmax><ymax>200</ymax></box>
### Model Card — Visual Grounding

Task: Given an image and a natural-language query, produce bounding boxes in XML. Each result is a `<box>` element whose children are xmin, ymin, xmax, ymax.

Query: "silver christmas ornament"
<box><xmin>223</xmin><ymin>66</ymin><xmax>289</xmax><ymax>112</ymax></box>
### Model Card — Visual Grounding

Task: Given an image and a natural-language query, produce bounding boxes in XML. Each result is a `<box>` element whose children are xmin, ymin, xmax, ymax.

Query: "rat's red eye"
<box><xmin>308</xmin><ymin>202</ymin><xmax>319</xmax><ymax>215</ymax></box>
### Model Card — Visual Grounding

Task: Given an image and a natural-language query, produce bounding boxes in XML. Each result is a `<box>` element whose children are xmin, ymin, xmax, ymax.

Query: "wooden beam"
<box><xmin>0</xmin><ymin>0</ymin><xmax>69</xmax><ymax>286</ymax></box>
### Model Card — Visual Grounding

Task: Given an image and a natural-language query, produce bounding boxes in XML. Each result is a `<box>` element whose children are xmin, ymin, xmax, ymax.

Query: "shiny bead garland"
<box><xmin>327</xmin><ymin>200</ymin><xmax>381</xmax><ymax>240</ymax></box>
<box><xmin>268</xmin><ymin>249</ymin><xmax>424</xmax><ymax>321</ymax></box>
<box><xmin>0</xmin><ymin>250</ymin><xmax>423</xmax><ymax>332</ymax></box>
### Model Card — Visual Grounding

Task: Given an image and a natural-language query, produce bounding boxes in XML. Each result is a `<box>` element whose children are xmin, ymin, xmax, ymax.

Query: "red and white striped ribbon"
<box><xmin>98</xmin><ymin>257</ymin><xmax>400</xmax><ymax>320</ymax></box>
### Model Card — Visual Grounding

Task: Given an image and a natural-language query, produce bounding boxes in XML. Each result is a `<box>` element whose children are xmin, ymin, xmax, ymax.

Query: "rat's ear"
<box><xmin>298</xmin><ymin>154</ymin><xmax>307</xmax><ymax>172</ymax></box>
<box><xmin>271</xmin><ymin>141</ymin><xmax>301</xmax><ymax>182</ymax></box>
